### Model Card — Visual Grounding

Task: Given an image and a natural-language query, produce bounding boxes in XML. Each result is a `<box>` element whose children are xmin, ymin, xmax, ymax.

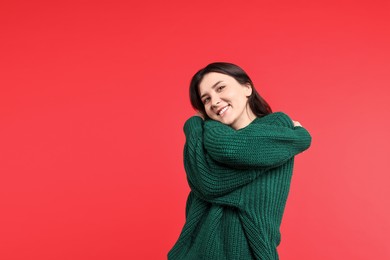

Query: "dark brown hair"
<box><xmin>189</xmin><ymin>62</ymin><xmax>272</xmax><ymax>119</ymax></box>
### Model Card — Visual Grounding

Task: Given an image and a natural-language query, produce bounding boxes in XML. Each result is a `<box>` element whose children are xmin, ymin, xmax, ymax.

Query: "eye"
<box><xmin>202</xmin><ymin>97</ymin><xmax>210</xmax><ymax>105</ymax></box>
<box><xmin>216</xmin><ymin>85</ymin><xmax>225</xmax><ymax>92</ymax></box>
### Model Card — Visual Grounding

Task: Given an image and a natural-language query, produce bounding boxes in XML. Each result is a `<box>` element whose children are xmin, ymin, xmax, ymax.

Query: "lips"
<box><xmin>217</xmin><ymin>105</ymin><xmax>230</xmax><ymax>116</ymax></box>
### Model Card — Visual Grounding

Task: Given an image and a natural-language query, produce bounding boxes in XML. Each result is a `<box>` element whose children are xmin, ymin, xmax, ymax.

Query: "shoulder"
<box><xmin>254</xmin><ymin>112</ymin><xmax>294</xmax><ymax>128</ymax></box>
<box><xmin>183</xmin><ymin>116</ymin><xmax>204</xmax><ymax>136</ymax></box>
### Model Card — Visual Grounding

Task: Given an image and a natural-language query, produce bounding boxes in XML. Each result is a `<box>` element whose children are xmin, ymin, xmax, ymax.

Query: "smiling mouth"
<box><xmin>218</xmin><ymin>105</ymin><xmax>230</xmax><ymax>116</ymax></box>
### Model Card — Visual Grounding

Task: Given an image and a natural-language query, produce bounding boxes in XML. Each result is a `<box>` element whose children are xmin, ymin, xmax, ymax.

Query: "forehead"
<box><xmin>199</xmin><ymin>72</ymin><xmax>234</xmax><ymax>93</ymax></box>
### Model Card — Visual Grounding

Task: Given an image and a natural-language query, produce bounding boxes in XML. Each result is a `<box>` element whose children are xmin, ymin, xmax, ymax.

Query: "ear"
<box><xmin>244</xmin><ymin>83</ymin><xmax>253</xmax><ymax>97</ymax></box>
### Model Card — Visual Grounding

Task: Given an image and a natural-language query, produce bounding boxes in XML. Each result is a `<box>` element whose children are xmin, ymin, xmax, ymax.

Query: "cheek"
<box><xmin>205</xmin><ymin>106</ymin><xmax>215</xmax><ymax>117</ymax></box>
<box><xmin>222</xmin><ymin>91</ymin><xmax>237</xmax><ymax>102</ymax></box>
<box><xmin>236</xmin><ymin>95</ymin><xmax>249</xmax><ymax>106</ymax></box>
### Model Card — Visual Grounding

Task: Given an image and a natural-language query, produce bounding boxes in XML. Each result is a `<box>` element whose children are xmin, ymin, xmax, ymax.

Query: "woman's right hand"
<box><xmin>196</xmin><ymin>111</ymin><xmax>205</xmax><ymax>120</ymax></box>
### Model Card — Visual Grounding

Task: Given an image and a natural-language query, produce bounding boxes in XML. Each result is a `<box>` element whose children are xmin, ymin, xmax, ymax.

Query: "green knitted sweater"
<box><xmin>168</xmin><ymin>112</ymin><xmax>312</xmax><ymax>260</ymax></box>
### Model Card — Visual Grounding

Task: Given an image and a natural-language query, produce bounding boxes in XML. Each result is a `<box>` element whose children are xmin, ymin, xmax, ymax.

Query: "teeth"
<box><xmin>218</xmin><ymin>106</ymin><xmax>229</xmax><ymax>115</ymax></box>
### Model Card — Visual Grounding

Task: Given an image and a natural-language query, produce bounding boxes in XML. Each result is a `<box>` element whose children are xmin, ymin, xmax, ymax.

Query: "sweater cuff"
<box><xmin>183</xmin><ymin>116</ymin><xmax>204</xmax><ymax>136</ymax></box>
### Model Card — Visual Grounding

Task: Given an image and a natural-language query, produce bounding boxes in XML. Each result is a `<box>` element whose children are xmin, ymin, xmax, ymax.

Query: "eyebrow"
<box><xmin>200</xmin><ymin>81</ymin><xmax>223</xmax><ymax>99</ymax></box>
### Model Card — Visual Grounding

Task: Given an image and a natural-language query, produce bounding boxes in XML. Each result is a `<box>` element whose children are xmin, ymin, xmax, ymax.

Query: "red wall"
<box><xmin>1</xmin><ymin>1</ymin><xmax>389</xmax><ymax>259</ymax></box>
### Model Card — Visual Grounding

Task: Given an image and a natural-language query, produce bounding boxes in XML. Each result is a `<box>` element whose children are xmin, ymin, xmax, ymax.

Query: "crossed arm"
<box><xmin>183</xmin><ymin>112</ymin><xmax>312</xmax><ymax>201</ymax></box>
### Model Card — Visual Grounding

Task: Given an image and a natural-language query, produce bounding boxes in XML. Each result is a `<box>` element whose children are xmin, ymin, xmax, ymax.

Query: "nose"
<box><xmin>211</xmin><ymin>98</ymin><xmax>221</xmax><ymax>108</ymax></box>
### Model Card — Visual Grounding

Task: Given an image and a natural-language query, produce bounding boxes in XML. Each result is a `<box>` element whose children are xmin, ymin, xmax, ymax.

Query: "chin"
<box><xmin>220</xmin><ymin>118</ymin><xmax>234</xmax><ymax>126</ymax></box>
<box><xmin>209</xmin><ymin>115</ymin><xmax>234</xmax><ymax>125</ymax></box>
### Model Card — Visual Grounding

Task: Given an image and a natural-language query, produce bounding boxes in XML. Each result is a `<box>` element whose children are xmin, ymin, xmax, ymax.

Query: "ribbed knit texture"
<box><xmin>168</xmin><ymin>112</ymin><xmax>312</xmax><ymax>260</ymax></box>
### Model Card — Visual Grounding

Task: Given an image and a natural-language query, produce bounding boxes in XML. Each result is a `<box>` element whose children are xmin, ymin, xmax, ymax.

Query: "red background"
<box><xmin>1</xmin><ymin>0</ymin><xmax>389</xmax><ymax>259</ymax></box>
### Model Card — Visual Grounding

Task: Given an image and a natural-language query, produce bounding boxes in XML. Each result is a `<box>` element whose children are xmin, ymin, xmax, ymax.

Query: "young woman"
<box><xmin>168</xmin><ymin>62</ymin><xmax>311</xmax><ymax>260</ymax></box>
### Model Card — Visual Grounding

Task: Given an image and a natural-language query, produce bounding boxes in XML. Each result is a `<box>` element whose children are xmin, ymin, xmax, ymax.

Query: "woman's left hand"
<box><xmin>293</xmin><ymin>120</ymin><xmax>302</xmax><ymax>127</ymax></box>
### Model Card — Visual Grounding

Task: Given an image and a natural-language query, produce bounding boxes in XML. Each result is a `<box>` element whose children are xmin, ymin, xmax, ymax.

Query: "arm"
<box><xmin>203</xmin><ymin>112</ymin><xmax>312</xmax><ymax>169</ymax></box>
<box><xmin>183</xmin><ymin>116</ymin><xmax>262</xmax><ymax>202</ymax></box>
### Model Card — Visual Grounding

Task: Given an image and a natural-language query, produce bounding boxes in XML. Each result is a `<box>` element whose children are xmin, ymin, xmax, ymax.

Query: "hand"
<box><xmin>195</xmin><ymin>111</ymin><xmax>205</xmax><ymax>120</ymax></box>
<box><xmin>293</xmin><ymin>120</ymin><xmax>302</xmax><ymax>127</ymax></box>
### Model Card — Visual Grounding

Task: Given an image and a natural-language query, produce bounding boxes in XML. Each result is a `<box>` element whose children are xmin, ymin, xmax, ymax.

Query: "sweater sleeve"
<box><xmin>183</xmin><ymin>116</ymin><xmax>262</xmax><ymax>202</ymax></box>
<box><xmin>203</xmin><ymin>112</ymin><xmax>312</xmax><ymax>169</ymax></box>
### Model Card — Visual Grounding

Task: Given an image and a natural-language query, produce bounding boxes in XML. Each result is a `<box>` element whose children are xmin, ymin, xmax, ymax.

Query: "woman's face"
<box><xmin>198</xmin><ymin>72</ymin><xmax>255</xmax><ymax>130</ymax></box>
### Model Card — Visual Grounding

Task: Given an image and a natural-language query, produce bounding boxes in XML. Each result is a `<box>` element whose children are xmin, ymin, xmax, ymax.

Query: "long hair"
<box><xmin>189</xmin><ymin>62</ymin><xmax>272</xmax><ymax>119</ymax></box>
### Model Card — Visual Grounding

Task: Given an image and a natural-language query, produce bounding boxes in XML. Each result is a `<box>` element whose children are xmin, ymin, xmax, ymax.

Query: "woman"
<box><xmin>168</xmin><ymin>62</ymin><xmax>311</xmax><ymax>259</ymax></box>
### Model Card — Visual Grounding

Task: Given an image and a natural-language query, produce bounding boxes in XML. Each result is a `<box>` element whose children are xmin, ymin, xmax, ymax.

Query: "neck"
<box><xmin>231</xmin><ymin>103</ymin><xmax>256</xmax><ymax>130</ymax></box>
